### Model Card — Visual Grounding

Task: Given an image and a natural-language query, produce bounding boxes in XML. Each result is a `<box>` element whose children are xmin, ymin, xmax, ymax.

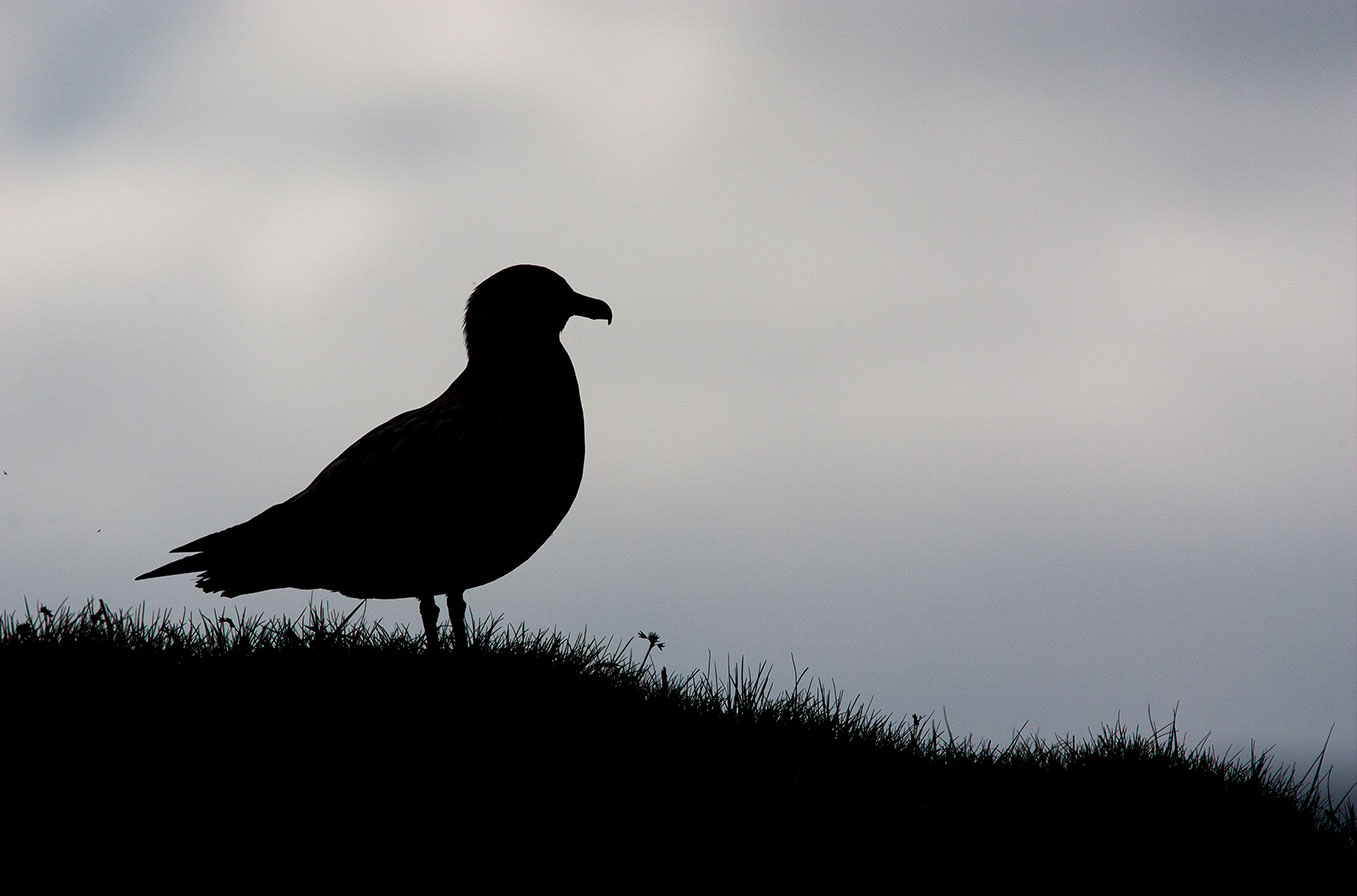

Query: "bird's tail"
<box><xmin>135</xmin><ymin>554</ymin><xmax>210</xmax><ymax>581</ymax></box>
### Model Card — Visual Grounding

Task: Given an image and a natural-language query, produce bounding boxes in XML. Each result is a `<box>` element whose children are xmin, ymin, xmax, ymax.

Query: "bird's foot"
<box><xmin>418</xmin><ymin>595</ymin><xmax>440</xmax><ymax>651</ymax></box>
<box><xmin>449</xmin><ymin>593</ymin><xmax>467</xmax><ymax>651</ymax></box>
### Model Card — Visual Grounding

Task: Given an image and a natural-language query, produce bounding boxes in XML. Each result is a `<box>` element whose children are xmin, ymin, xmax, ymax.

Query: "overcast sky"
<box><xmin>4</xmin><ymin>3</ymin><xmax>1354</xmax><ymax>799</ymax></box>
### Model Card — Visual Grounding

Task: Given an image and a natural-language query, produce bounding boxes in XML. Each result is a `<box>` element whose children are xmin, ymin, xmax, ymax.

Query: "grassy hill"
<box><xmin>3</xmin><ymin>600</ymin><xmax>1351</xmax><ymax>873</ymax></box>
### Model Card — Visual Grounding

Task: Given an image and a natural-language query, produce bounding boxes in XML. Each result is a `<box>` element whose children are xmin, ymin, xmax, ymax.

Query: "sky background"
<box><xmin>4</xmin><ymin>3</ymin><xmax>1354</xmax><ymax>800</ymax></box>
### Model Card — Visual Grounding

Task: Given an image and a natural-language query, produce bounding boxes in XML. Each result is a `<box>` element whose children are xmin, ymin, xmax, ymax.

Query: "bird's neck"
<box><xmin>466</xmin><ymin>342</ymin><xmax>578</xmax><ymax>395</ymax></box>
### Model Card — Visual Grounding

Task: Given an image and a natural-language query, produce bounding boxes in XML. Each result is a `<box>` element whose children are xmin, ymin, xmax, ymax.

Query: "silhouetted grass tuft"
<box><xmin>3</xmin><ymin>599</ymin><xmax>1352</xmax><ymax>867</ymax></box>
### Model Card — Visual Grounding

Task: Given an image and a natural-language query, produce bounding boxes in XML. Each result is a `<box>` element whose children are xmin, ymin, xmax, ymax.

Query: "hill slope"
<box><xmin>3</xmin><ymin>600</ymin><xmax>1350</xmax><ymax>871</ymax></box>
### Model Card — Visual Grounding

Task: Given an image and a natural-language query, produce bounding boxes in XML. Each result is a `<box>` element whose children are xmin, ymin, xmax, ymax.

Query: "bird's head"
<box><xmin>463</xmin><ymin>265</ymin><xmax>612</xmax><ymax>359</ymax></box>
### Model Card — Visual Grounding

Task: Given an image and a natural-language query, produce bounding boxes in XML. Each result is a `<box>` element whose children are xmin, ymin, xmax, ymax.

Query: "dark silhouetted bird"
<box><xmin>137</xmin><ymin>264</ymin><xmax>612</xmax><ymax>649</ymax></box>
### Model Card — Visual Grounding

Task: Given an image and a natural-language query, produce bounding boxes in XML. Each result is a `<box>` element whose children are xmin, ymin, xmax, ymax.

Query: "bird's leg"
<box><xmin>418</xmin><ymin>595</ymin><xmax>440</xmax><ymax>651</ymax></box>
<box><xmin>448</xmin><ymin>592</ymin><xmax>467</xmax><ymax>651</ymax></box>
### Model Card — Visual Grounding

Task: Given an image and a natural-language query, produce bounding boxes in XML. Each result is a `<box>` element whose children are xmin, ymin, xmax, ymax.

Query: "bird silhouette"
<box><xmin>137</xmin><ymin>264</ymin><xmax>612</xmax><ymax>649</ymax></box>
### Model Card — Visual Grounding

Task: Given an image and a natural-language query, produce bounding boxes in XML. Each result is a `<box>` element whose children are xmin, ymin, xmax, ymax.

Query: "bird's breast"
<box><xmin>421</xmin><ymin>365</ymin><xmax>588</xmax><ymax>589</ymax></box>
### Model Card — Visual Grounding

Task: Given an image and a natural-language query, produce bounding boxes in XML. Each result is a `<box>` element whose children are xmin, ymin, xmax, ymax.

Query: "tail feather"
<box><xmin>135</xmin><ymin>554</ymin><xmax>210</xmax><ymax>581</ymax></box>
<box><xmin>137</xmin><ymin>539</ymin><xmax>289</xmax><ymax>597</ymax></box>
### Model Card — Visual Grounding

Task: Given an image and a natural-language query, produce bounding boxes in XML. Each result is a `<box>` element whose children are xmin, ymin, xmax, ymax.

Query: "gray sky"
<box><xmin>4</xmin><ymin>3</ymin><xmax>1354</xmax><ymax>798</ymax></box>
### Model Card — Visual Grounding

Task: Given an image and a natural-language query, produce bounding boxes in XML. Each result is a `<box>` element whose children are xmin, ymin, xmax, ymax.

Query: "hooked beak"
<box><xmin>571</xmin><ymin>293</ymin><xmax>613</xmax><ymax>325</ymax></box>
